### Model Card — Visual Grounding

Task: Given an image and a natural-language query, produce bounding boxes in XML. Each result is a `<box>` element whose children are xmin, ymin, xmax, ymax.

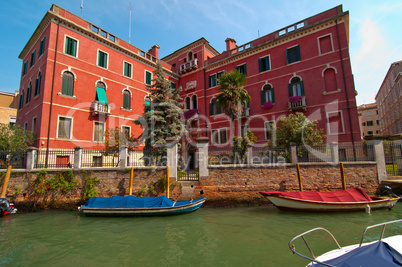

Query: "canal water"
<box><xmin>1</xmin><ymin>203</ymin><xmax>401</xmax><ymax>266</ymax></box>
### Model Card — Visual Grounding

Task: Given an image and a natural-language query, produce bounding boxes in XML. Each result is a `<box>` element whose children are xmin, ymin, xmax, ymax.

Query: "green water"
<box><xmin>1</xmin><ymin>204</ymin><xmax>401</xmax><ymax>266</ymax></box>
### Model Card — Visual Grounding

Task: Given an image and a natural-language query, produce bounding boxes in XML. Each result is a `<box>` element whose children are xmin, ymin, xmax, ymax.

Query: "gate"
<box><xmin>384</xmin><ymin>142</ymin><xmax>402</xmax><ymax>176</ymax></box>
<box><xmin>178</xmin><ymin>145</ymin><xmax>199</xmax><ymax>181</ymax></box>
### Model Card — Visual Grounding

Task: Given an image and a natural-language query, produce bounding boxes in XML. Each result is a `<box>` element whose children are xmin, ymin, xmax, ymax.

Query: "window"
<box><xmin>376</xmin><ymin>120</ymin><xmax>380</xmax><ymax>125</ymax></box>
<box><xmin>30</xmin><ymin>50</ymin><xmax>36</xmax><ymax>67</ymax></box>
<box><xmin>122</xmin><ymin>126</ymin><xmax>131</xmax><ymax>140</ymax></box>
<box><xmin>209</xmin><ymin>74</ymin><xmax>217</xmax><ymax>88</ymax></box>
<box><xmin>376</xmin><ymin>130</ymin><xmax>380</xmax><ymax>134</ymax></box>
<box><xmin>124</xmin><ymin>62</ymin><xmax>132</xmax><ymax>78</ymax></box>
<box><xmin>318</xmin><ymin>35</ymin><xmax>333</xmax><ymax>54</ymax></box>
<box><xmin>327</xmin><ymin>111</ymin><xmax>344</xmax><ymax>134</ymax></box>
<box><xmin>235</xmin><ymin>64</ymin><xmax>247</xmax><ymax>75</ymax></box>
<box><xmin>9</xmin><ymin>116</ymin><xmax>16</xmax><ymax>127</ymax></box>
<box><xmin>145</xmin><ymin>71</ymin><xmax>152</xmax><ymax>85</ymax></box>
<box><xmin>57</xmin><ymin>117</ymin><xmax>72</xmax><ymax>139</ymax></box>
<box><xmin>323</xmin><ymin>68</ymin><xmax>337</xmax><ymax>92</ymax></box>
<box><xmin>97</xmin><ymin>50</ymin><xmax>108</xmax><ymax>68</ymax></box>
<box><xmin>18</xmin><ymin>90</ymin><xmax>24</xmax><ymax>109</ymax></box>
<box><xmin>185</xmin><ymin>97</ymin><xmax>190</xmax><ymax>110</ymax></box>
<box><xmin>65</xmin><ymin>36</ymin><xmax>78</xmax><ymax>57</ymax></box>
<box><xmin>211</xmin><ymin>128</ymin><xmax>228</xmax><ymax>145</ymax></box>
<box><xmin>261</xmin><ymin>84</ymin><xmax>275</xmax><ymax>105</ymax></box>
<box><xmin>170</xmin><ymin>81</ymin><xmax>176</xmax><ymax>92</ymax></box>
<box><xmin>362</xmin><ymin>122</ymin><xmax>366</xmax><ymax>126</ymax></box>
<box><xmin>32</xmin><ymin>117</ymin><xmax>36</xmax><ymax>132</ymax></box>
<box><xmin>96</xmin><ymin>82</ymin><xmax>108</xmax><ymax>104</ymax></box>
<box><xmin>191</xmin><ymin>95</ymin><xmax>197</xmax><ymax>109</ymax></box>
<box><xmin>61</xmin><ymin>71</ymin><xmax>74</xmax><ymax>96</ymax></box>
<box><xmin>39</xmin><ymin>36</ymin><xmax>46</xmax><ymax>56</ymax></box>
<box><xmin>367</xmin><ymin>121</ymin><xmax>373</xmax><ymax>126</ymax></box>
<box><xmin>23</xmin><ymin>60</ymin><xmax>28</xmax><ymax>76</ymax></box>
<box><xmin>25</xmin><ymin>82</ymin><xmax>31</xmax><ymax>104</ymax></box>
<box><xmin>24</xmin><ymin>122</ymin><xmax>28</xmax><ymax>131</ymax></box>
<box><xmin>34</xmin><ymin>72</ymin><xmax>41</xmax><ymax>96</ymax></box>
<box><xmin>286</xmin><ymin>45</ymin><xmax>301</xmax><ymax>64</ymax></box>
<box><xmin>288</xmin><ymin>77</ymin><xmax>304</xmax><ymax>97</ymax></box>
<box><xmin>259</xmin><ymin>56</ymin><xmax>270</xmax><ymax>72</ymax></box>
<box><xmin>265</xmin><ymin>121</ymin><xmax>275</xmax><ymax>140</ymax></box>
<box><xmin>367</xmin><ymin>131</ymin><xmax>373</xmax><ymax>135</ymax></box>
<box><xmin>241</xmin><ymin>125</ymin><xmax>249</xmax><ymax>137</ymax></box>
<box><xmin>209</xmin><ymin>98</ymin><xmax>224</xmax><ymax>116</ymax></box>
<box><xmin>93</xmin><ymin>122</ymin><xmax>104</xmax><ymax>142</ymax></box>
<box><xmin>366</xmin><ymin>111</ymin><xmax>371</xmax><ymax>116</ymax></box>
<box><xmin>122</xmin><ymin>89</ymin><xmax>131</xmax><ymax>110</ymax></box>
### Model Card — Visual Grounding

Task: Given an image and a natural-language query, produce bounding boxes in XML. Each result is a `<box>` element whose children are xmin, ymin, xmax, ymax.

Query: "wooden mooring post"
<box><xmin>340</xmin><ymin>163</ymin><xmax>346</xmax><ymax>190</ymax></box>
<box><xmin>296</xmin><ymin>164</ymin><xmax>303</xmax><ymax>192</ymax></box>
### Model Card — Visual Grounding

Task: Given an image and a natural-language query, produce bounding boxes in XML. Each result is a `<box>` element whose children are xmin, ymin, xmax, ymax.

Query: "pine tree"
<box><xmin>134</xmin><ymin>62</ymin><xmax>185</xmax><ymax>165</ymax></box>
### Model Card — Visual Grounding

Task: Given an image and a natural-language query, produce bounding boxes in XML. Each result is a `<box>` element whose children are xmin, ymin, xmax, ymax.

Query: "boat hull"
<box><xmin>264</xmin><ymin>195</ymin><xmax>399</xmax><ymax>212</ymax></box>
<box><xmin>80</xmin><ymin>198</ymin><xmax>206</xmax><ymax>216</ymax></box>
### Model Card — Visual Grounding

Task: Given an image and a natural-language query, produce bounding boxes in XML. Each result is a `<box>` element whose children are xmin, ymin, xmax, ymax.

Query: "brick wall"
<box><xmin>0</xmin><ymin>163</ymin><xmax>378</xmax><ymax>209</ymax></box>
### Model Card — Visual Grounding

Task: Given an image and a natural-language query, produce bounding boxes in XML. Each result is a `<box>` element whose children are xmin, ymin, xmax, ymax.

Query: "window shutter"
<box><xmin>259</xmin><ymin>58</ymin><xmax>263</xmax><ymax>72</ymax></box>
<box><xmin>288</xmin><ymin>84</ymin><xmax>293</xmax><ymax>97</ymax></box>
<box><xmin>244</xmin><ymin>64</ymin><xmax>247</xmax><ymax>75</ymax></box>
<box><xmin>209</xmin><ymin>102</ymin><xmax>214</xmax><ymax>116</ymax></box>
<box><xmin>67</xmin><ymin>76</ymin><xmax>74</xmax><ymax>96</ymax></box>
<box><xmin>286</xmin><ymin>49</ymin><xmax>289</xmax><ymax>64</ymax></box>
<box><xmin>260</xmin><ymin>90</ymin><xmax>265</xmax><ymax>105</ymax></box>
<box><xmin>271</xmin><ymin>88</ymin><xmax>275</xmax><ymax>103</ymax></box>
<box><xmin>296</xmin><ymin>45</ymin><xmax>301</xmax><ymax>61</ymax></box>
<box><xmin>123</xmin><ymin>93</ymin><xmax>130</xmax><ymax>109</ymax></box>
<box><xmin>300</xmin><ymin>81</ymin><xmax>305</xmax><ymax>96</ymax></box>
<box><xmin>72</xmin><ymin>40</ymin><xmax>77</xmax><ymax>56</ymax></box>
<box><xmin>208</xmin><ymin>76</ymin><xmax>212</xmax><ymax>88</ymax></box>
<box><xmin>265</xmin><ymin>57</ymin><xmax>270</xmax><ymax>71</ymax></box>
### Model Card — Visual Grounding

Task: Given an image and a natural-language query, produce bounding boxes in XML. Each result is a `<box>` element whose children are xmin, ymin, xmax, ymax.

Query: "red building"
<box><xmin>17</xmin><ymin>4</ymin><xmax>360</xmax><ymax>154</ymax></box>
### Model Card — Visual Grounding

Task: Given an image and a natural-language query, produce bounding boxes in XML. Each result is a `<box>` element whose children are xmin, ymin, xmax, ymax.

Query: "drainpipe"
<box><xmin>203</xmin><ymin>45</ymin><xmax>208</xmax><ymax>139</ymax></box>
<box><xmin>336</xmin><ymin>19</ymin><xmax>356</xmax><ymax>160</ymax></box>
<box><xmin>45</xmin><ymin>19</ymin><xmax>61</xmax><ymax>167</ymax></box>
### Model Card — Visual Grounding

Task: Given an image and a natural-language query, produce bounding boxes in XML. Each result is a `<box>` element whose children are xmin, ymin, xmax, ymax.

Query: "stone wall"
<box><xmin>0</xmin><ymin>162</ymin><xmax>379</xmax><ymax>209</ymax></box>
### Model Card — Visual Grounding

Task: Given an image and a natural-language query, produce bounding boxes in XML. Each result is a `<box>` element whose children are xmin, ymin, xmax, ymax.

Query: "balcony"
<box><xmin>91</xmin><ymin>101</ymin><xmax>111</xmax><ymax>116</ymax></box>
<box><xmin>288</xmin><ymin>96</ymin><xmax>307</xmax><ymax>111</ymax></box>
<box><xmin>180</xmin><ymin>59</ymin><xmax>198</xmax><ymax>73</ymax></box>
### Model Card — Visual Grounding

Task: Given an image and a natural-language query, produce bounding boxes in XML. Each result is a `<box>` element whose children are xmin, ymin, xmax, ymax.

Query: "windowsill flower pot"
<box><xmin>263</xmin><ymin>101</ymin><xmax>273</xmax><ymax>109</ymax></box>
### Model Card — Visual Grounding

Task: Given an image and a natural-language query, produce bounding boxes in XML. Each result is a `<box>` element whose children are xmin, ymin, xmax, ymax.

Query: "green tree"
<box><xmin>0</xmin><ymin>123</ymin><xmax>34</xmax><ymax>166</ymax></box>
<box><xmin>103</xmin><ymin>127</ymin><xmax>138</xmax><ymax>167</ymax></box>
<box><xmin>275</xmin><ymin>112</ymin><xmax>325</xmax><ymax>147</ymax></box>
<box><xmin>134</xmin><ymin>62</ymin><xmax>185</xmax><ymax>165</ymax></box>
<box><xmin>216</xmin><ymin>70</ymin><xmax>250</xmax><ymax>138</ymax></box>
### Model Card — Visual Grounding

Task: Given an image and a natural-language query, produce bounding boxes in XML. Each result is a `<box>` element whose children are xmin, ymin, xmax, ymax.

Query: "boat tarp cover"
<box><xmin>311</xmin><ymin>241</ymin><xmax>402</xmax><ymax>267</ymax></box>
<box><xmin>259</xmin><ymin>188</ymin><xmax>373</xmax><ymax>202</ymax></box>
<box><xmin>84</xmin><ymin>196</ymin><xmax>191</xmax><ymax>209</ymax></box>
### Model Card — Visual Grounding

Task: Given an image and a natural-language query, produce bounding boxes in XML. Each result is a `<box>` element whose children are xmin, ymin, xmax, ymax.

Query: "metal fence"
<box><xmin>208</xmin><ymin>146</ymin><xmax>243</xmax><ymax>165</ymax></box>
<box><xmin>338</xmin><ymin>144</ymin><xmax>374</xmax><ymax>162</ymax></box>
<box><xmin>297</xmin><ymin>145</ymin><xmax>332</xmax><ymax>163</ymax></box>
<box><xmin>0</xmin><ymin>151</ymin><xmax>27</xmax><ymax>169</ymax></box>
<box><xmin>384</xmin><ymin>142</ymin><xmax>402</xmax><ymax>176</ymax></box>
<box><xmin>128</xmin><ymin>147</ymin><xmax>167</xmax><ymax>167</ymax></box>
<box><xmin>36</xmin><ymin>149</ymin><xmax>75</xmax><ymax>168</ymax></box>
<box><xmin>252</xmin><ymin>146</ymin><xmax>290</xmax><ymax>164</ymax></box>
<box><xmin>82</xmin><ymin>149</ymin><xmax>120</xmax><ymax>168</ymax></box>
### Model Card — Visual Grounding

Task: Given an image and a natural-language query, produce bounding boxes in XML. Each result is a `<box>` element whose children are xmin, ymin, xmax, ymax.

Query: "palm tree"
<box><xmin>216</xmin><ymin>70</ymin><xmax>250</xmax><ymax>139</ymax></box>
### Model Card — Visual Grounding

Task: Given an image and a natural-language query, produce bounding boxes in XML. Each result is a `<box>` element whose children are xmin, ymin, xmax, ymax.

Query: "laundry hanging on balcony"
<box><xmin>96</xmin><ymin>86</ymin><xmax>109</xmax><ymax>105</ymax></box>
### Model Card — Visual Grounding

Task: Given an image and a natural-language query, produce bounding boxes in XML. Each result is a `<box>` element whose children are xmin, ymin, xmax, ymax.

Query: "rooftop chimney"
<box><xmin>148</xmin><ymin>44</ymin><xmax>160</xmax><ymax>59</ymax></box>
<box><xmin>225</xmin><ymin>38</ymin><xmax>237</xmax><ymax>51</ymax></box>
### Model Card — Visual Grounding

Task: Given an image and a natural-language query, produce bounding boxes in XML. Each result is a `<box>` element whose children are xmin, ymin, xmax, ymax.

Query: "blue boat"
<box><xmin>79</xmin><ymin>195</ymin><xmax>206</xmax><ymax>216</ymax></box>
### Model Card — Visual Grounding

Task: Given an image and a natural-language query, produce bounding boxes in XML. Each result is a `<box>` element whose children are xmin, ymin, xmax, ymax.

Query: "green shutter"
<box><xmin>72</xmin><ymin>39</ymin><xmax>77</xmax><ymax>56</ymax></box>
<box><xmin>271</xmin><ymin>88</ymin><xmax>275</xmax><ymax>103</ymax></box>
<box><xmin>288</xmin><ymin>84</ymin><xmax>293</xmax><ymax>97</ymax></box>
<box><xmin>209</xmin><ymin>102</ymin><xmax>214</xmax><ymax>116</ymax></box>
<box><xmin>244</xmin><ymin>64</ymin><xmax>247</xmax><ymax>75</ymax></box>
<box><xmin>67</xmin><ymin>76</ymin><xmax>74</xmax><ymax>96</ymax></box>
<box><xmin>123</xmin><ymin>93</ymin><xmax>130</xmax><ymax>109</ymax></box>
<box><xmin>300</xmin><ymin>81</ymin><xmax>305</xmax><ymax>96</ymax></box>
<box><xmin>62</xmin><ymin>76</ymin><xmax>69</xmax><ymax>95</ymax></box>
<box><xmin>65</xmin><ymin>38</ymin><xmax>69</xmax><ymax>54</ymax></box>
<box><xmin>145</xmin><ymin>71</ymin><xmax>151</xmax><ymax>85</ymax></box>
<box><xmin>286</xmin><ymin>49</ymin><xmax>289</xmax><ymax>64</ymax></box>
<box><xmin>260</xmin><ymin>90</ymin><xmax>265</xmax><ymax>105</ymax></box>
<box><xmin>296</xmin><ymin>45</ymin><xmax>301</xmax><ymax>61</ymax></box>
<box><xmin>265</xmin><ymin>57</ymin><xmax>270</xmax><ymax>71</ymax></box>
<box><xmin>259</xmin><ymin>58</ymin><xmax>263</xmax><ymax>73</ymax></box>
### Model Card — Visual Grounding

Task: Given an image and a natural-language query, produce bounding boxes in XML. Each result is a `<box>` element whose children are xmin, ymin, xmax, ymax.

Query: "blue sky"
<box><xmin>1</xmin><ymin>0</ymin><xmax>401</xmax><ymax>106</ymax></box>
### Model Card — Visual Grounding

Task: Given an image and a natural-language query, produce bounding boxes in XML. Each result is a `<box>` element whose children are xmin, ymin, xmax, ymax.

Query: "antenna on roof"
<box><xmin>81</xmin><ymin>0</ymin><xmax>84</xmax><ymax>18</ymax></box>
<box><xmin>129</xmin><ymin>2</ymin><xmax>132</xmax><ymax>44</ymax></box>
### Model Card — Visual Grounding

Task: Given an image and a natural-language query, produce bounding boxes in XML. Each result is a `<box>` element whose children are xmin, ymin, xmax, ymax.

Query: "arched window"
<box><xmin>324</xmin><ymin>68</ymin><xmax>337</xmax><ymax>92</ymax></box>
<box><xmin>261</xmin><ymin>84</ymin><xmax>275</xmax><ymax>105</ymax></box>
<box><xmin>191</xmin><ymin>95</ymin><xmax>197</xmax><ymax>109</ymax></box>
<box><xmin>187</xmin><ymin>51</ymin><xmax>193</xmax><ymax>61</ymax></box>
<box><xmin>25</xmin><ymin>82</ymin><xmax>32</xmax><ymax>104</ymax></box>
<box><xmin>34</xmin><ymin>72</ymin><xmax>42</xmax><ymax>96</ymax></box>
<box><xmin>122</xmin><ymin>89</ymin><xmax>131</xmax><ymax>110</ymax></box>
<box><xmin>61</xmin><ymin>71</ymin><xmax>74</xmax><ymax>96</ymax></box>
<box><xmin>288</xmin><ymin>77</ymin><xmax>304</xmax><ymax>97</ymax></box>
<box><xmin>18</xmin><ymin>89</ymin><xmax>24</xmax><ymax>110</ymax></box>
<box><xmin>185</xmin><ymin>97</ymin><xmax>190</xmax><ymax>110</ymax></box>
<box><xmin>95</xmin><ymin>81</ymin><xmax>108</xmax><ymax>104</ymax></box>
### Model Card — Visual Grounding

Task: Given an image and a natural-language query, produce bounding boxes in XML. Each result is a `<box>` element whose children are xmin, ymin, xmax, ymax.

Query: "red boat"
<box><xmin>259</xmin><ymin>188</ymin><xmax>400</xmax><ymax>212</ymax></box>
